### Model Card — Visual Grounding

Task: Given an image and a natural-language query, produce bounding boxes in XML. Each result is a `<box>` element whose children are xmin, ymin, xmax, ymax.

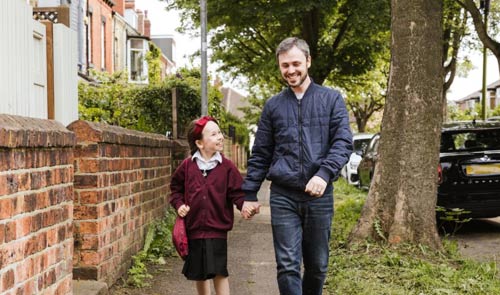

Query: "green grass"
<box><xmin>327</xmin><ymin>178</ymin><xmax>500</xmax><ymax>295</ymax></box>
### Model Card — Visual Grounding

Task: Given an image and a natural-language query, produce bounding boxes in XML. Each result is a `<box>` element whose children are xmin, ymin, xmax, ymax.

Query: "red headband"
<box><xmin>193</xmin><ymin>116</ymin><xmax>217</xmax><ymax>138</ymax></box>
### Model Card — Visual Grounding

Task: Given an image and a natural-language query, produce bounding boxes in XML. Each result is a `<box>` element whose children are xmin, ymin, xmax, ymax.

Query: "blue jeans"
<box><xmin>270</xmin><ymin>191</ymin><xmax>334</xmax><ymax>295</ymax></box>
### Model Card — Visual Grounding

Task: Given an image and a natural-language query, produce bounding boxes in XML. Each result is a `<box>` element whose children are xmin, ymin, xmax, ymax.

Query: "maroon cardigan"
<box><xmin>169</xmin><ymin>156</ymin><xmax>245</xmax><ymax>239</ymax></box>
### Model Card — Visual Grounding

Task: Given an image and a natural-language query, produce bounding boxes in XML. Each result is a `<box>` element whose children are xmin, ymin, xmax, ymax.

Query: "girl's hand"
<box><xmin>177</xmin><ymin>205</ymin><xmax>190</xmax><ymax>217</ymax></box>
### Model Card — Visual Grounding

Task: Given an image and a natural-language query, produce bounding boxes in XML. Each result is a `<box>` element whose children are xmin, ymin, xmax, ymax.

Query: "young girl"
<box><xmin>169</xmin><ymin>116</ymin><xmax>250</xmax><ymax>295</ymax></box>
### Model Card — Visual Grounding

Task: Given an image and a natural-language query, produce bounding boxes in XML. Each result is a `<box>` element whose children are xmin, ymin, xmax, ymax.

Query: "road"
<box><xmin>453</xmin><ymin>217</ymin><xmax>500</xmax><ymax>264</ymax></box>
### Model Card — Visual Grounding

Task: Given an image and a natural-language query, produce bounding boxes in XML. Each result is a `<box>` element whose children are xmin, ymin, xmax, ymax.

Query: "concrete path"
<box><xmin>109</xmin><ymin>181</ymin><xmax>279</xmax><ymax>295</ymax></box>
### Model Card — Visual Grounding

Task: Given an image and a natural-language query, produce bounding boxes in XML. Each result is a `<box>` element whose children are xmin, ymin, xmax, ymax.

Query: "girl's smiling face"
<box><xmin>195</xmin><ymin>121</ymin><xmax>224</xmax><ymax>159</ymax></box>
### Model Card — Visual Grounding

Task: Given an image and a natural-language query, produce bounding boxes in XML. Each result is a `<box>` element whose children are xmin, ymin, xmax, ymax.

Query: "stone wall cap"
<box><xmin>0</xmin><ymin>114</ymin><xmax>75</xmax><ymax>148</ymax></box>
<box><xmin>67</xmin><ymin>120</ymin><xmax>170</xmax><ymax>147</ymax></box>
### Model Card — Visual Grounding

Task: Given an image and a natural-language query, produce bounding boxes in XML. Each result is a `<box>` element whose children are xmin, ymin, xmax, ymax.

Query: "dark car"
<box><xmin>357</xmin><ymin>121</ymin><xmax>500</xmax><ymax>218</ymax></box>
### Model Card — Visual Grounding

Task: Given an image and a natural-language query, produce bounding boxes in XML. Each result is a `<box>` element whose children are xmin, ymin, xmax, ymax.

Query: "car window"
<box><xmin>441</xmin><ymin>129</ymin><xmax>500</xmax><ymax>152</ymax></box>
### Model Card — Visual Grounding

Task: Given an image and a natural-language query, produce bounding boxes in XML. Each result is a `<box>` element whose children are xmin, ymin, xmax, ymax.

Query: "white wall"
<box><xmin>0</xmin><ymin>0</ymin><xmax>46</xmax><ymax>119</ymax></box>
<box><xmin>53</xmin><ymin>24</ymin><xmax>78</xmax><ymax>126</ymax></box>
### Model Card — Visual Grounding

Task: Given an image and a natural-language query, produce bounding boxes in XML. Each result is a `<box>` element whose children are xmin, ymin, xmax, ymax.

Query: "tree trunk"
<box><xmin>349</xmin><ymin>0</ymin><xmax>444</xmax><ymax>250</ymax></box>
<box><xmin>355</xmin><ymin>116</ymin><xmax>367</xmax><ymax>133</ymax></box>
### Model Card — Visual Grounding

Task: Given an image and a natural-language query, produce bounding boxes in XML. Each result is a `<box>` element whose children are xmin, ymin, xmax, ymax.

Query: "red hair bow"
<box><xmin>193</xmin><ymin>116</ymin><xmax>217</xmax><ymax>138</ymax></box>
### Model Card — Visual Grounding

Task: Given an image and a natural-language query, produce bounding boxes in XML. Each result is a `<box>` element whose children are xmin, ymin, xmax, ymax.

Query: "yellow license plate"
<box><xmin>465</xmin><ymin>163</ymin><xmax>500</xmax><ymax>175</ymax></box>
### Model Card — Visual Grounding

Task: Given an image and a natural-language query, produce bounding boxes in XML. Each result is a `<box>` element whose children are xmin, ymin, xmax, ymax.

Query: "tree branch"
<box><xmin>456</xmin><ymin>0</ymin><xmax>500</xmax><ymax>56</ymax></box>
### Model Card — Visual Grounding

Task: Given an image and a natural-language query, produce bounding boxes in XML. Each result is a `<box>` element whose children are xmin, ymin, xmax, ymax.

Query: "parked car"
<box><xmin>486</xmin><ymin>116</ymin><xmax>500</xmax><ymax>122</ymax></box>
<box><xmin>357</xmin><ymin>133</ymin><xmax>380</xmax><ymax>190</ymax></box>
<box><xmin>340</xmin><ymin>133</ymin><xmax>374</xmax><ymax>185</ymax></box>
<box><xmin>357</xmin><ymin>121</ymin><xmax>500</xmax><ymax>218</ymax></box>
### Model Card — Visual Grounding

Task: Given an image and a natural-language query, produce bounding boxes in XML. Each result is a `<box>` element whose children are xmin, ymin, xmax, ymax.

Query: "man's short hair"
<box><xmin>276</xmin><ymin>37</ymin><xmax>310</xmax><ymax>60</ymax></box>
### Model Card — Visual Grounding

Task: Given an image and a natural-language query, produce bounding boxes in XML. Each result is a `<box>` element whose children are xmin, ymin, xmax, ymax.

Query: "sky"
<box><xmin>447</xmin><ymin>53</ymin><xmax>499</xmax><ymax>101</ymax></box>
<box><xmin>135</xmin><ymin>0</ymin><xmax>499</xmax><ymax>101</ymax></box>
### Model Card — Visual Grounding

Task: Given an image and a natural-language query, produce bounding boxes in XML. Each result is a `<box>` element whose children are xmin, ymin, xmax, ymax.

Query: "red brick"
<box><xmin>80</xmin><ymin>235</ymin><xmax>98</xmax><ymax>250</ymax></box>
<box><xmin>0</xmin><ymin>223</ymin><xmax>4</xmax><ymax>244</ymax></box>
<box><xmin>44</xmin><ymin>269</ymin><xmax>56</xmax><ymax>286</ymax></box>
<box><xmin>2</xmin><ymin>268</ymin><xmax>14</xmax><ymax>290</ymax></box>
<box><xmin>74</xmin><ymin>205</ymin><xmax>97</xmax><ymax>220</ymax></box>
<box><xmin>0</xmin><ymin>198</ymin><xmax>14</xmax><ymax>219</ymax></box>
<box><xmin>42</xmin><ymin>211</ymin><xmax>54</xmax><ymax>228</ymax></box>
<box><xmin>77</xmin><ymin>159</ymin><xmax>100</xmax><ymax>173</ymax></box>
<box><xmin>30</xmin><ymin>171</ymin><xmax>46</xmax><ymax>190</ymax></box>
<box><xmin>46</xmin><ymin>228</ymin><xmax>57</xmax><ymax>247</ymax></box>
<box><xmin>10</xmin><ymin>150</ymin><xmax>26</xmax><ymax>170</ymax></box>
<box><xmin>73</xmin><ymin>144</ymin><xmax>99</xmax><ymax>158</ymax></box>
<box><xmin>18</xmin><ymin>216</ymin><xmax>32</xmax><ymax>237</ymax></box>
<box><xmin>0</xmin><ymin>151</ymin><xmax>10</xmax><ymax>171</ymax></box>
<box><xmin>76</xmin><ymin>221</ymin><xmax>98</xmax><ymax>235</ymax></box>
<box><xmin>30</xmin><ymin>214</ymin><xmax>42</xmax><ymax>233</ymax></box>
<box><xmin>16</xmin><ymin>279</ymin><xmax>35</xmax><ymax>295</ymax></box>
<box><xmin>80</xmin><ymin>251</ymin><xmax>99</xmax><ymax>266</ymax></box>
<box><xmin>15</xmin><ymin>259</ymin><xmax>29</xmax><ymax>283</ymax></box>
<box><xmin>36</xmin><ymin>191</ymin><xmax>49</xmax><ymax>210</ymax></box>
<box><xmin>74</xmin><ymin>174</ymin><xmax>98</xmax><ymax>188</ymax></box>
<box><xmin>16</xmin><ymin>172</ymin><xmax>30</xmax><ymax>192</ymax></box>
<box><xmin>23</xmin><ymin>193</ymin><xmax>37</xmax><ymax>212</ymax></box>
<box><xmin>47</xmin><ymin>169</ymin><xmax>56</xmax><ymax>186</ymax></box>
<box><xmin>57</xmin><ymin>226</ymin><xmax>66</xmax><ymax>243</ymax></box>
<box><xmin>5</xmin><ymin>221</ymin><xmax>16</xmax><ymax>242</ymax></box>
<box><xmin>24</xmin><ymin>236</ymin><xmax>39</xmax><ymax>257</ymax></box>
<box><xmin>78</xmin><ymin>190</ymin><xmax>102</xmax><ymax>205</ymax></box>
<box><xmin>0</xmin><ymin>175</ymin><xmax>8</xmax><ymax>196</ymax></box>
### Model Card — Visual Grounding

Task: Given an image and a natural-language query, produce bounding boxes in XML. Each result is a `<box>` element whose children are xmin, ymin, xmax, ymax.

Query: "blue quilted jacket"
<box><xmin>243</xmin><ymin>81</ymin><xmax>353</xmax><ymax>201</ymax></box>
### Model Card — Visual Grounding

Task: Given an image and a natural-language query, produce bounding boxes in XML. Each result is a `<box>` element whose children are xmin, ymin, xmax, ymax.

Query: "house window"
<box><xmin>127</xmin><ymin>38</ymin><xmax>148</xmax><ymax>83</ymax></box>
<box><xmin>101</xmin><ymin>19</ymin><xmax>106</xmax><ymax>71</ymax></box>
<box><xmin>86</xmin><ymin>11</ymin><xmax>93</xmax><ymax>69</ymax></box>
<box><xmin>466</xmin><ymin>99</ymin><xmax>475</xmax><ymax>110</ymax></box>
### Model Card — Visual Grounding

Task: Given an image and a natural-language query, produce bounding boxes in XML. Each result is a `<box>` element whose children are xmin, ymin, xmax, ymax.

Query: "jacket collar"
<box><xmin>286</xmin><ymin>77</ymin><xmax>316</xmax><ymax>98</ymax></box>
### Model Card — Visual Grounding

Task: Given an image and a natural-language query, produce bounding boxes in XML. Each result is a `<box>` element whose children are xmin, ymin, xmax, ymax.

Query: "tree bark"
<box><xmin>349</xmin><ymin>0</ymin><xmax>444</xmax><ymax>250</ymax></box>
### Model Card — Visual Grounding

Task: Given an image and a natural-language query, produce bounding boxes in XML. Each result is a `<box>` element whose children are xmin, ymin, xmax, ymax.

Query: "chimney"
<box><xmin>137</xmin><ymin>9</ymin><xmax>144</xmax><ymax>35</ymax></box>
<box><xmin>113</xmin><ymin>0</ymin><xmax>125</xmax><ymax>16</ymax></box>
<box><xmin>144</xmin><ymin>10</ymin><xmax>151</xmax><ymax>37</ymax></box>
<box><xmin>125</xmin><ymin>0</ymin><xmax>135</xmax><ymax>11</ymax></box>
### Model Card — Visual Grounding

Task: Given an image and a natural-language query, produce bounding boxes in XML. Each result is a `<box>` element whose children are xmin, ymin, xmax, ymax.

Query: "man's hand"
<box><xmin>177</xmin><ymin>204</ymin><xmax>190</xmax><ymax>217</ymax></box>
<box><xmin>305</xmin><ymin>176</ymin><xmax>327</xmax><ymax>197</ymax></box>
<box><xmin>241</xmin><ymin>201</ymin><xmax>261</xmax><ymax>219</ymax></box>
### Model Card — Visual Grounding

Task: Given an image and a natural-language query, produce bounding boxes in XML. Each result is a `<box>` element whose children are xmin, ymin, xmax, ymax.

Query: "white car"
<box><xmin>340</xmin><ymin>133</ymin><xmax>374</xmax><ymax>185</ymax></box>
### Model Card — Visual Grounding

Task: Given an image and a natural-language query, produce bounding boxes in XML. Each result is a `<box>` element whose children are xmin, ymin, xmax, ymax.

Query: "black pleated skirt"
<box><xmin>182</xmin><ymin>238</ymin><xmax>229</xmax><ymax>281</ymax></box>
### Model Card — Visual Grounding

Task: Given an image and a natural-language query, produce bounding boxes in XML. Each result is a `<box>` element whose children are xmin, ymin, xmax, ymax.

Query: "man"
<box><xmin>242</xmin><ymin>37</ymin><xmax>353</xmax><ymax>295</ymax></box>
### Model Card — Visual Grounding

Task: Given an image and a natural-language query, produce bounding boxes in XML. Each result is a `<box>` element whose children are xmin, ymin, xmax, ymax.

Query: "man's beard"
<box><xmin>286</xmin><ymin>72</ymin><xmax>308</xmax><ymax>88</ymax></box>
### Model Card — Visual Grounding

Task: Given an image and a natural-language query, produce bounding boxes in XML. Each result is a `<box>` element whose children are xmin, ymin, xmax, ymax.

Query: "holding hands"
<box><xmin>241</xmin><ymin>201</ymin><xmax>261</xmax><ymax>220</ymax></box>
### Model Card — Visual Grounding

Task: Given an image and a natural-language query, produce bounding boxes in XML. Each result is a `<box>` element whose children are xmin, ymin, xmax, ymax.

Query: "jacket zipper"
<box><xmin>298</xmin><ymin>98</ymin><xmax>304</xmax><ymax>185</ymax></box>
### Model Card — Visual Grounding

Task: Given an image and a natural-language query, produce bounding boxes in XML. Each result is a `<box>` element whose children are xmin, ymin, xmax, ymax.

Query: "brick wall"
<box><xmin>68</xmin><ymin>120</ymin><xmax>171</xmax><ymax>286</ymax></box>
<box><xmin>223</xmin><ymin>139</ymin><xmax>247</xmax><ymax>170</ymax></box>
<box><xmin>0</xmin><ymin>114</ymin><xmax>75</xmax><ymax>295</ymax></box>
